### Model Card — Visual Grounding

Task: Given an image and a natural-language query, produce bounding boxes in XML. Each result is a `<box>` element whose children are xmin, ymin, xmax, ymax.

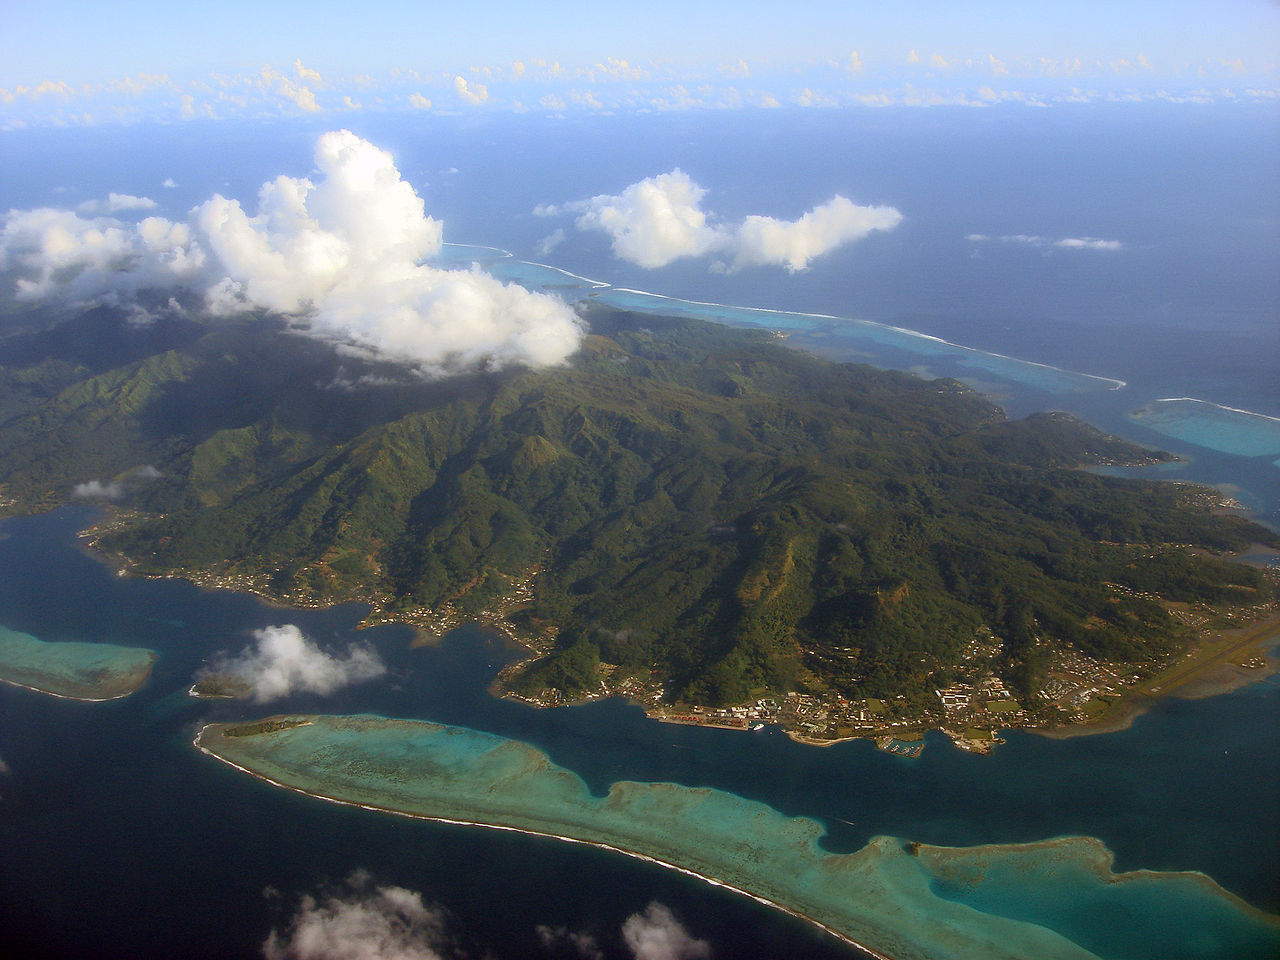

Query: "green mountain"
<box><xmin>0</xmin><ymin>305</ymin><xmax>1272</xmax><ymax>706</ymax></box>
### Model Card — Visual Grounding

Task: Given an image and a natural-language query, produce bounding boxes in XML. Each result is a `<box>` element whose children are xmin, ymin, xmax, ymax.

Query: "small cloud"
<box><xmin>408</xmin><ymin>93</ymin><xmax>432</xmax><ymax>110</ymax></box>
<box><xmin>70</xmin><ymin>465</ymin><xmax>157</xmax><ymax>499</ymax></box>
<box><xmin>294</xmin><ymin>59</ymin><xmax>324</xmax><ymax>86</ymax></box>
<box><xmin>71</xmin><ymin>479</ymin><xmax>125</xmax><ymax>500</ymax></box>
<box><xmin>621</xmin><ymin>903</ymin><xmax>710</xmax><ymax>960</ymax></box>
<box><xmin>198</xmin><ymin>624</ymin><xmax>385</xmax><ymax>702</ymax></box>
<box><xmin>264</xmin><ymin>872</ymin><xmax>455</xmax><ymax>960</ymax></box>
<box><xmin>162</xmin><ymin>178</ymin><xmax>177</xmax><ymax>189</ymax></box>
<box><xmin>728</xmin><ymin>195</ymin><xmax>902</xmax><ymax>272</ymax></box>
<box><xmin>260</xmin><ymin>65</ymin><xmax>321</xmax><ymax>113</ymax></box>
<box><xmin>1055</xmin><ymin>236</ymin><xmax>1123</xmax><ymax>251</ymax></box>
<box><xmin>536</xmin><ymin>924</ymin><xmax>603</xmax><ymax>959</ymax></box>
<box><xmin>539</xmin><ymin>93</ymin><xmax>566</xmax><ymax>111</ymax></box>
<box><xmin>76</xmin><ymin>193</ymin><xmax>159</xmax><ymax>215</ymax></box>
<box><xmin>108</xmin><ymin>192</ymin><xmax>158</xmax><ymax>212</ymax></box>
<box><xmin>537</xmin><ymin>228</ymin><xmax>566</xmax><ymax>256</ymax></box>
<box><xmin>454</xmin><ymin>75</ymin><xmax>488</xmax><ymax>105</ymax></box>
<box><xmin>33</xmin><ymin>79</ymin><xmax>74</xmax><ymax>99</ymax></box>
<box><xmin>849</xmin><ymin>50</ymin><xmax>863</xmax><ymax>73</ymax></box>
<box><xmin>967</xmin><ymin>233</ymin><xmax>1122</xmax><ymax>251</ymax></box>
<box><xmin>794</xmin><ymin>88</ymin><xmax>837</xmax><ymax>108</ymax></box>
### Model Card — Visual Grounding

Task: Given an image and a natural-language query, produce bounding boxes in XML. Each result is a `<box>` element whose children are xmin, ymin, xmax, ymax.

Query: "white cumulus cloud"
<box><xmin>728</xmin><ymin>195</ymin><xmax>903</xmax><ymax>272</ymax></box>
<box><xmin>620</xmin><ymin>903</ymin><xmax>710</xmax><ymax>960</ymax></box>
<box><xmin>0</xmin><ymin>131</ymin><xmax>583</xmax><ymax>375</ymax></box>
<box><xmin>0</xmin><ymin>207</ymin><xmax>206</xmax><ymax>302</ymax></box>
<box><xmin>563</xmin><ymin>170</ymin><xmax>900</xmax><ymax>272</ymax></box>
<box><xmin>200</xmin><ymin>624</ymin><xmax>385</xmax><ymax>702</ymax></box>
<box><xmin>572</xmin><ymin>170</ymin><xmax>722</xmax><ymax>269</ymax></box>
<box><xmin>264</xmin><ymin>872</ymin><xmax>455</xmax><ymax>960</ymax></box>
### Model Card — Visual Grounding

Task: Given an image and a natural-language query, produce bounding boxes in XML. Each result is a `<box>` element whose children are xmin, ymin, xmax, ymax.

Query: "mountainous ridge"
<box><xmin>0</xmin><ymin>304</ymin><xmax>1272</xmax><ymax>710</ymax></box>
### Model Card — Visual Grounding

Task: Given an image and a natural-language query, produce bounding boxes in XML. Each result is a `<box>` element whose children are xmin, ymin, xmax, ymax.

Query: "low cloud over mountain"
<box><xmin>0</xmin><ymin>131</ymin><xmax>583</xmax><ymax>376</ymax></box>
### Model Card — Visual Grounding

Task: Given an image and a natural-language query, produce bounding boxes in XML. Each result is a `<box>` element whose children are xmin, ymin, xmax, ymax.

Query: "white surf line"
<box><xmin>602</xmin><ymin>289</ymin><xmax>1127</xmax><ymax>390</ymax></box>
<box><xmin>607</xmin><ymin>288</ymin><xmax>845</xmax><ymax>323</ymax></box>
<box><xmin>193</xmin><ymin>725</ymin><xmax>896</xmax><ymax>960</ymax></box>
<box><xmin>513</xmin><ymin>260</ymin><xmax>610</xmax><ymax>287</ymax></box>
<box><xmin>0</xmin><ymin>673</ymin><xmax>143</xmax><ymax>702</ymax></box>
<box><xmin>1151</xmin><ymin>398</ymin><xmax>1280</xmax><ymax>423</ymax></box>
<box><xmin>440</xmin><ymin>242</ymin><xmax>513</xmax><ymax>258</ymax></box>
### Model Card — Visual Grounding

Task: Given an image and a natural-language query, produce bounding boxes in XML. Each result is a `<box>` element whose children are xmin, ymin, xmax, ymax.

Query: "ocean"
<box><xmin>0</xmin><ymin>105</ymin><xmax>1277</xmax><ymax>958</ymax></box>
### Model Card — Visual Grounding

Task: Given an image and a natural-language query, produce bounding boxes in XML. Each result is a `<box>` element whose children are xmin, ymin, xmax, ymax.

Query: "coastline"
<box><xmin>192</xmin><ymin>722</ymin><xmax>895</xmax><ymax>960</ymax></box>
<box><xmin>0</xmin><ymin>621</ymin><xmax>158</xmax><ymax>702</ymax></box>
<box><xmin>0</xmin><ymin>664</ymin><xmax>154</xmax><ymax>703</ymax></box>
<box><xmin>1037</xmin><ymin>610</ymin><xmax>1280</xmax><ymax>741</ymax></box>
<box><xmin>71</xmin><ymin>506</ymin><xmax>1280</xmax><ymax>754</ymax></box>
<box><xmin>193</xmin><ymin>715</ymin><xmax>1280</xmax><ymax>960</ymax></box>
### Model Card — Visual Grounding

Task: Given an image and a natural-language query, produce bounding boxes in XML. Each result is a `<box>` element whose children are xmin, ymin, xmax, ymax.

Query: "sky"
<box><xmin>1</xmin><ymin>1</ymin><xmax>1278</xmax><ymax>127</ymax></box>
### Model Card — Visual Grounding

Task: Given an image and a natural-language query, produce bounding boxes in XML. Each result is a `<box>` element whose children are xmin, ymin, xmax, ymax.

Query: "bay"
<box><xmin>0</xmin><ymin>506</ymin><xmax>1276</xmax><ymax>959</ymax></box>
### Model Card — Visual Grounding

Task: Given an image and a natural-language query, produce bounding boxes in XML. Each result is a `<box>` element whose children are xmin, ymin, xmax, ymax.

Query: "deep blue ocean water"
<box><xmin>0</xmin><ymin>105</ymin><xmax>1277</xmax><ymax>958</ymax></box>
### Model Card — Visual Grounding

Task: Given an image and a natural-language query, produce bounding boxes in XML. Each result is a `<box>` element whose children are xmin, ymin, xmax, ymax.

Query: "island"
<box><xmin>196</xmin><ymin>714</ymin><xmax>1280</xmax><ymax>960</ymax></box>
<box><xmin>0</xmin><ymin>623</ymin><xmax>157</xmax><ymax>701</ymax></box>
<box><xmin>1</xmin><ymin>303</ymin><xmax>1275</xmax><ymax>746</ymax></box>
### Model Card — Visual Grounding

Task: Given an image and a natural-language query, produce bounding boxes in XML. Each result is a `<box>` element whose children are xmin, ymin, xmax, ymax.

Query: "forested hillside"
<box><xmin>0</xmin><ymin>305</ymin><xmax>1272</xmax><ymax>704</ymax></box>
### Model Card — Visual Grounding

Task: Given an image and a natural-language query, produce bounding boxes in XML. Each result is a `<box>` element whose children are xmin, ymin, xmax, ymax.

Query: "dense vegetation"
<box><xmin>0</xmin><ymin>305</ymin><xmax>1273</xmax><ymax>704</ymax></box>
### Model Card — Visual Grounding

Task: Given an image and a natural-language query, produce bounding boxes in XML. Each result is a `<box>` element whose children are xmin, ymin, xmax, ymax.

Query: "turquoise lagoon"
<box><xmin>198</xmin><ymin>715</ymin><xmax>1280</xmax><ymax>960</ymax></box>
<box><xmin>459</xmin><ymin>252</ymin><xmax>1280</xmax><ymax>482</ymax></box>
<box><xmin>0</xmin><ymin>622</ymin><xmax>155</xmax><ymax>700</ymax></box>
<box><xmin>1128</xmin><ymin>400</ymin><xmax>1280</xmax><ymax>460</ymax></box>
<box><xmin>466</xmin><ymin>250</ymin><xmax>1279</xmax><ymax>525</ymax></box>
<box><xmin>430</xmin><ymin>246</ymin><xmax>1135</xmax><ymax>398</ymax></box>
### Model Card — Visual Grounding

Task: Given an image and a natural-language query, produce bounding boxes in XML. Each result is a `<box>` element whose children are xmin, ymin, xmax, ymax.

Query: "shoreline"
<box><xmin>194</xmin><ymin>716</ymin><xmax>1280</xmax><ymax>958</ymax></box>
<box><xmin>0</xmin><ymin>669</ymin><xmax>153</xmax><ymax>703</ymax></box>
<box><xmin>193</xmin><ymin>724</ymin><xmax>894</xmax><ymax>960</ymax></box>
<box><xmin>24</xmin><ymin>490</ymin><xmax>1280</xmax><ymax>756</ymax></box>
<box><xmin>1037</xmin><ymin>612</ymin><xmax>1280</xmax><ymax>741</ymax></box>
<box><xmin>601</xmin><ymin>288</ymin><xmax>1126</xmax><ymax>389</ymax></box>
<box><xmin>82</xmin><ymin>525</ymin><xmax>1280</xmax><ymax>755</ymax></box>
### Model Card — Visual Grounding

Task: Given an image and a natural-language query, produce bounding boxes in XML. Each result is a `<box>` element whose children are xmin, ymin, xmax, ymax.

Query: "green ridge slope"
<box><xmin>0</xmin><ymin>305</ymin><xmax>1272</xmax><ymax>706</ymax></box>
